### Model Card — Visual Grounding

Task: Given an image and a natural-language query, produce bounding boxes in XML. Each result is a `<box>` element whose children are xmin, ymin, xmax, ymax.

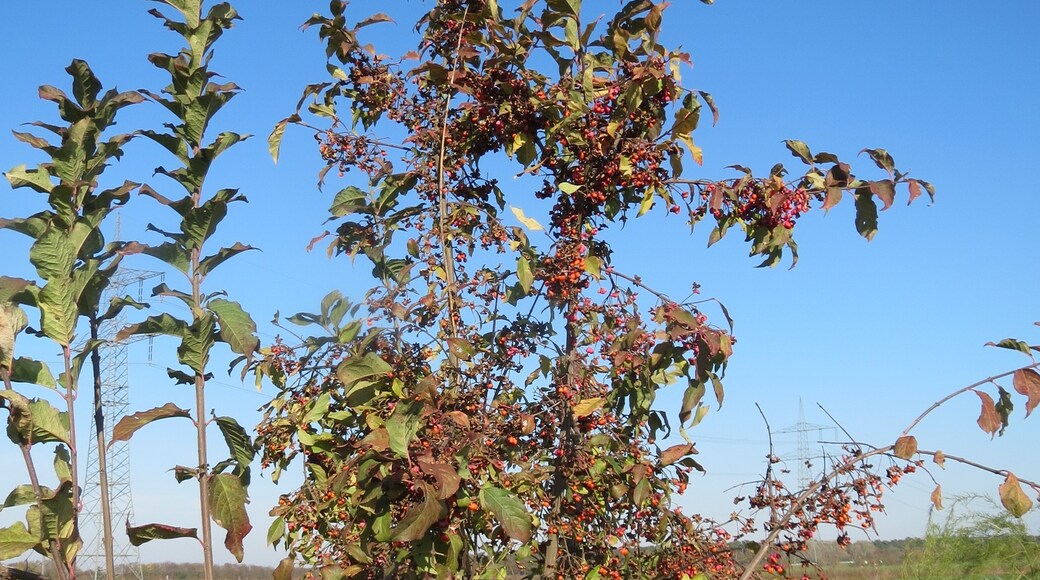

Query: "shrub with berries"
<box><xmin>255</xmin><ymin>1</ymin><xmax>933</xmax><ymax>578</ymax></box>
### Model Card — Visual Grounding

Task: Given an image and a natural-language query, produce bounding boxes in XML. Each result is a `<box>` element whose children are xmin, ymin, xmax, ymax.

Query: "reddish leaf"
<box><xmin>893</xmin><ymin>435</ymin><xmax>917</xmax><ymax>460</ymax></box>
<box><xmin>659</xmin><ymin>443</ymin><xmax>696</xmax><ymax>466</ymax></box>
<box><xmin>975</xmin><ymin>390</ymin><xmax>1001</xmax><ymax>438</ymax></box>
<box><xmin>418</xmin><ymin>457</ymin><xmax>461</xmax><ymax>500</ymax></box>
<box><xmin>1013</xmin><ymin>368</ymin><xmax>1040</xmax><ymax>418</ymax></box>
<box><xmin>869</xmin><ymin>180</ymin><xmax>896</xmax><ymax>211</ymax></box>
<box><xmin>110</xmin><ymin>403</ymin><xmax>191</xmax><ymax>447</ymax></box>
<box><xmin>999</xmin><ymin>472</ymin><xmax>1033</xmax><ymax>517</ymax></box>
<box><xmin>907</xmin><ymin>179</ymin><xmax>922</xmax><ymax>205</ymax></box>
<box><xmin>209</xmin><ymin>473</ymin><xmax>252</xmax><ymax>562</ymax></box>
<box><xmin>930</xmin><ymin>485</ymin><xmax>943</xmax><ymax>510</ymax></box>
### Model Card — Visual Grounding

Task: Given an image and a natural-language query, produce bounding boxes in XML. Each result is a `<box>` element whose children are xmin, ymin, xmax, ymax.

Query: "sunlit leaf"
<box><xmin>393</xmin><ymin>483</ymin><xmax>445</xmax><ymax>542</ymax></box>
<box><xmin>126</xmin><ymin>522</ymin><xmax>198</xmax><ymax>546</ymax></box>
<box><xmin>975</xmin><ymin>390</ymin><xmax>1001</xmax><ymax>438</ymax></box>
<box><xmin>893</xmin><ymin>435</ymin><xmax>917</xmax><ymax>460</ymax></box>
<box><xmin>930</xmin><ymin>485</ymin><xmax>943</xmax><ymax>510</ymax></box>
<box><xmin>110</xmin><ymin>403</ymin><xmax>191</xmax><ymax>447</ymax></box>
<box><xmin>509</xmin><ymin>206</ymin><xmax>544</xmax><ymax>231</ymax></box>
<box><xmin>999</xmin><ymin>472</ymin><xmax>1032</xmax><ymax>517</ymax></box>
<box><xmin>479</xmin><ymin>485</ymin><xmax>532</xmax><ymax>543</ymax></box>
<box><xmin>209</xmin><ymin>473</ymin><xmax>252</xmax><ymax>562</ymax></box>
<box><xmin>1013</xmin><ymin>368</ymin><xmax>1040</xmax><ymax>418</ymax></box>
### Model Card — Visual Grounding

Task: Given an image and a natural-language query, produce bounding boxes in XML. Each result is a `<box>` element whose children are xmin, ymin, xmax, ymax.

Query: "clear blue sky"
<box><xmin>1</xmin><ymin>0</ymin><xmax>1038</xmax><ymax>567</ymax></box>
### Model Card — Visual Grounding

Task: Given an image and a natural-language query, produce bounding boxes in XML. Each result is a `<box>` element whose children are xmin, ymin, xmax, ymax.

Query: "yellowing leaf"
<box><xmin>933</xmin><ymin>450</ymin><xmax>946</xmax><ymax>469</ymax></box>
<box><xmin>999</xmin><ymin>472</ymin><xmax>1033</xmax><ymax>517</ymax></box>
<box><xmin>975</xmin><ymin>390</ymin><xmax>1001</xmax><ymax>438</ymax></box>
<box><xmin>509</xmin><ymin>206</ymin><xmax>544</xmax><ymax>231</ymax></box>
<box><xmin>659</xmin><ymin>443</ymin><xmax>696</xmax><ymax>466</ymax></box>
<box><xmin>893</xmin><ymin>435</ymin><xmax>917</xmax><ymax>460</ymax></box>
<box><xmin>572</xmin><ymin>397</ymin><xmax>604</xmax><ymax>418</ymax></box>
<box><xmin>1013</xmin><ymin>368</ymin><xmax>1040</xmax><ymax>418</ymax></box>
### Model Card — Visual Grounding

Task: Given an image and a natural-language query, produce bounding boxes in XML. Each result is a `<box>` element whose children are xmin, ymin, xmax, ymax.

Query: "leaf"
<box><xmin>893</xmin><ymin>435</ymin><xmax>917</xmax><ymax>460</ymax></box>
<box><xmin>336</xmin><ymin>353</ymin><xmax>391</xmax><ymax>387</ymax></box>
<box><xmin>446</xmin><ymin>338</ymin><xmax>476</xmax><ymax>360</ymax></box>
<box><xmin>209</xmin><ymin>473</ymin><xmax>252</xmax><ymax>562</ymax></box>
<box><xmin>116</xmin><ymin>313</ymin><xmax>186</xmax><ymax>342</ymax></box>
<box><xmin>386</xmin><ymin>411</ymin><xmax>421</xmax><ymax>459</ymax></box>
<box><xmin>509</xmin><ymin>206</ymin><xmax>544</xmax><ymax>231</ymax></box>
<box><xmin>273</xmin><ymin>557</ymin><xmax>295</xmax><ymax>580</ymax></box>
<box><xmin>933</xmin><ymin>450</ymin><xmax>945</xmax><ymax>468</ymax></box>
<box><xmin>110</xmin><ymin>403</ymin><xmax>191</xmax><ymax>447</ymax></box>
<box><xmin>0</xmin><ymin>303</ymin><xmax>29</xmax><ymax>370</ymax></box>
<box><xmin>869</xmin><ymin>180</ymin><xmax>896</xmax><ymax>211</ymax></box>
<box><xmin>215</xmin><ymin>416</ymin><xmax>254</xmax><ymax>484</ymax></box>
<box><xmin>268</xmin><ymin>116</ymin><xmax>295</xmax><ymax>164</ymax></box>
<box><xmin>930</xmin><ymin>485</ymin><xmax>943</xmax><ymax>510</ymax></box>
<box><xmin>126</xmin><ymin>521</ymin><xmax>198</xmax><ymax>547</ymax></box>
<box><xmin>680</xmin><ymin>382</ymin><xmax>705</xmax><ymax>425</ymax></box>
<box><xmin>417</xmin><ymin>457</ymin><xmax>461</xmax><ymax>500</ymax></box>
<box><xmin>783</xmin><ymin>140</ymin><xmax>813</xmax><ymax>165</ymax></box>
<box><xmin>1013</xmin><ymin>368</ymin><xmax>1040</xmax><ymax>418</ymax></box>
<box><xmin>198</xmin><ymin>243</ymin><xmax>256</xmax><ymax>278</ymax></box>
<box><xmin>854</xmin><ymin>188</ymin><xmax>878</xmax><ymax>241</ymax></box>
<box><xmin>516</xmin><ymin>257</ymin><xmax>533</xmax><ymax>293</ymax></box>
<box><xmin>975</xmin><ymin>390</ymin><xmax>1001</xmax><ymax>438</ymax></box>
<box><xmin>479</xmin><ymin>485</ymin><xmax>532</xmax><ymax>543</ymax></box>
<box><xmin>999</xmin><ymin>472</ymin><xmax>1033</xmax><ymax>517</ymax></box>
<box><xmin>986</xmin><ymin>338</ymin><xmax>1033</xmax><ymax>356</ymax></box>
<box><xmin>659</xmin><ymin>443</ymin><xmax>696</xmax><ymax>466</ymax></box>
<box><xmin>7</xmin><ymin>358</ymin><xmax>57</xmax><ymax>390</ymax></box>
<box><xmin>572</xmin><ymin>397</ymin><xmax>604</xmax><ymax>419</ymax></box>
<box><xmin>393</xmin><ymin>483</ymin><xmax>446</xmax><ymax>542</ymax></box>
<box><xmin>209</xmin><ymin>299</ymin><xmax>259</xmax><ymax>373</ymax></box>
<box><xmin>0</xmin><ymin>521</ymin><xmax>38</xmax><ymax>559</ymax></box>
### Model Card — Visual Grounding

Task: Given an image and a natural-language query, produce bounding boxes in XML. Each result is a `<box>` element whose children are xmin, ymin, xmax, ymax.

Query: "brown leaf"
<box><xmin>933</xmin><ymin>450</ymin><xmax>946</xmax><ymax>469</ymax></box>
<box><xmin>893</xmin><ymin>435</ymin><xmax>918</xmax><ymax>460</ymax></box>
<box><xmin>659</xmin><ymin>443</ymin><xmax>696</xmax><ymax>466</ymax></box>
<box><xmin>273</xmin><ymin>558</ymin><xmax>294</xmax><ymax>580</ymax></box>
<box><xmin>1013</xmin><ymin>368</ymin><xmax>1040</xmax><ymax>418</ymax></box>
<box><xmin>519</xmin><ymin>414</ymin><xmax>536</xmax><ymax>435</ymax></box>
<box><xmin>999</xmin><ymin>472</ymin><xmax>1033</xmax><ymax>517</ymax></box>
<box><xmin>417</xmin><ymin>457</ymin><xmax>461</xmax><ymax>500</ymax></box>
<box><xmin>930</xmin><ymin>485</ymin><xmax>943</xmax><ymax>510</ymax></box>
<box><xmin>444</xmin><ymin>411</ymin><xmax>470</xmax><ymax>429</ymax></box>
<box><xmin>907</xmin><ymin>179</ymin><xmax>922</xmax><ymax>205</ymax></box>
<box><xmin>976</xmin><ymin>390</ymin><xmax>1001</xmax><ymax>438</ymax></box>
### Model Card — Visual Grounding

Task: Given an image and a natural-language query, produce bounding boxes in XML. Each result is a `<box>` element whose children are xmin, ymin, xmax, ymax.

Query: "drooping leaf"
<box><xmin>392</xmin><ymin>483</ymin><xmax>445</xmax><ymax>542</ymax></box>
<box><xmin>933</xmin><ymin>450</ymin><xmax>946</xmax><ymax>468</ymax></box>
<box><xmin>209</xmin><ymin>473</ymin><xmax>252</xmax><ymax>562</ymax></box>
<box><xmin>198</xmin><ymin>243</ymin><xmax>256</xmax><ymax>278</ymax></box>
<box><xmin>386</xmin><ymin>411</ymin><xmax>421</xmax><ymax>459</ymax></box>
<box><xmin>975</xmin><ymin>390</ymin><xmax>1001</xmax><ymax>438</ymax></box>
<box><xmin>417</xmin><ymin>457</ymin><xmax>461</xmax><ymax>500</ymax></box>
<box><xmin>1013</xmin><ymin>368</ymin><xmax>1040</xmax><ymax>418</ymax></box>
<box><xmin>854</xmin><ymin>188</ymin><xmax>878</xmax><ymax>241</ymax></box>
<box><xmin>893</xmin><ymin>435</ymin><xmax>917</xmax><ymax>460</ymax></box>
<box><xmin>1</xmin><ymin>485</ymin><xmax>38</xmax><ymax>511</ymax></box>
<box><xmin>479</xmin><ymin>485</ymin><xmax>532</xmax><ymax>543</ymax></box>
<box><xmin>126</xmin><ymin>522</ymin><xmax>198</xmax><ymax>546</ymax></box>
<box><xmin>985</xmin><ymin>338</ymin><xmax>1033</xmax><ymax>356</ymax></box>
<box><xmin>116</xmin><ymin>313</ymin><xmax>186</xmax><ymax>342</ymax></box>
<box><xmin>516</xmin><ymin>256</ymin><xmax>533</xmax><ymax>293</ymax></box>
<box><xmin>109</xmin><ymin>403</ymin><xmax>192</xmax><ymax>447</ymax></box>
<box><xmin>783</xmin><ymin>140</ymin><xmax>813</xmax><ymax>165</ymax></box>
<box><xmin>999</xmin><ymin>472</ymin><xmax>1032</xmax><ymax>517</ymax></box>
<box><xmin>215</xmin><ymin>416</ymin><xmax>254</xmax><ymax>484</ymax></box>
<box><xmin>209</xmin><ymin>298</ymin><xmax>259</xmax><ymax>373</ymax></box>
<box><xmin>0</xmin><ymin>303</ymin><xmax>29</xmax><ymax>370</ymax></box>
<box><xmin>930</xmin><ymin>485</ymin><xmax>943</xmax><ymax>510</ymax></box>
<box><xmin>679</xmin><ymin>382</ymin><xmax>705</xmax><ymax>425</ymax></box>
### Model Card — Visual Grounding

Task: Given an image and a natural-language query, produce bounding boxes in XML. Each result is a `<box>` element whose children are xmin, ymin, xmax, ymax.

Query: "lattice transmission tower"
<box><xmin>81</xmin><ymin>268</ymin><xmax>163</xmax><ymax>580</ymax></box>
<box><xmin>776</xmin><ymin>399</ymin><xmax>836</xmax><ymax>489</ymax></box>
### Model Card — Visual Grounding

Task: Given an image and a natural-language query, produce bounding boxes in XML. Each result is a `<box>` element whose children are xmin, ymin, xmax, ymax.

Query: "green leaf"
<box><xmin>0</xmin><ymin>521</ymin><xmax>38</xmax><ymax>559</ymax></box>
<box><xmin>267</xmin><ymin>516</ymin><xmax>285</xmax><ymax>548</ymax></box>
<box><xmin>516</xmin><ymin>257</ymin><xmax>533</xmax><ymax>293</ymax></box>
<box><xmin>109</xmin><ymin>403</ymin><xmax>192</xmax><ymax>447</ymax></box>
<box><xmin>1</xmin><ymin>485</ymin><xmax>38</xmax><ymax>511</ymax></box>
<box><xmin>783</xmin><ymin>140</ymin><xmax>813</xmax><ymax>165</ymax></box>
<box><xmin>510</xmin><ymin>206</ymin><xmax>544</xmax><ymax>231</ymax></box>
<box><xmin>273</xmin><ymin>557</ymin><xmax>294</xmax><ymax>580</ymax></box>
<box><xmin>480</xmin><ymin>485</ymin><xmax>532</xmax><ymax>543</ymax></box>
<box><xmin>116</xmin><ymin>313</ymin><xmax>187</xmax><ymax>342</ymax></box>
<box><xmin>198</xmin><ymin>243</ymin><xmax>256</xmax><ymax>278</ymax></box>
<box><xmin>209</xmin><ymin>473</ymin><xmax>252</xmax><ymax>562</ymax></box>
<box><xmin>8</xmin><ymin>358</ymin><xmax>57</xmax><ymax>389</ymax></box>
<box><xmin>386</xmin><ymin>411</ymin><xmax>421</xmax><ymax>459</ymax></box>
<box><xmin>329</xmin><ymin>186</ymin><xmax>367</xmax><ymax>218</ymax></box>
<box><xmin>392</xmin><ymin>483</ymin><xmax>445</xmax><ymax>542</ymax></box>
<box><xmin>126</xmin><ymin>522</ymin><xmax>198</xmax><ymax>546</ymax></box>
<box><xmin>854</xmin><ymin>188</ymin><xmax>878</xmax><ymax>241</ymax></box>
<box><xmin>209</xmin><ymin>299</ymin><xmax>259</xmax><ymax>372</ymax></box>
<box><xmin>177</xmin><ymin>313</ymin><xmax>216</xmax><ymax>374</ymax></box>
<box><xmin>215</xmin><ymin>416</ymin><xmax>254</xmax><ymax>485</ymax></box>
<box><xmin>336</xmin><ymin>352</ymin><xmax>391</xmax><ymax>387</ymax></box>
<box><xmin>38</xmin><ymin>281</ymin><xmax>77</xmax><ymax>346</ymax></box>
<box><xmin>268</xmin><ymin>116</ymin><xmax>297</xmax><ymax>164</ymax></box>
<box><xmin>303</xmin><ymin>392</ymin><xmax>331</xmax><ymax>425</ymax></box>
